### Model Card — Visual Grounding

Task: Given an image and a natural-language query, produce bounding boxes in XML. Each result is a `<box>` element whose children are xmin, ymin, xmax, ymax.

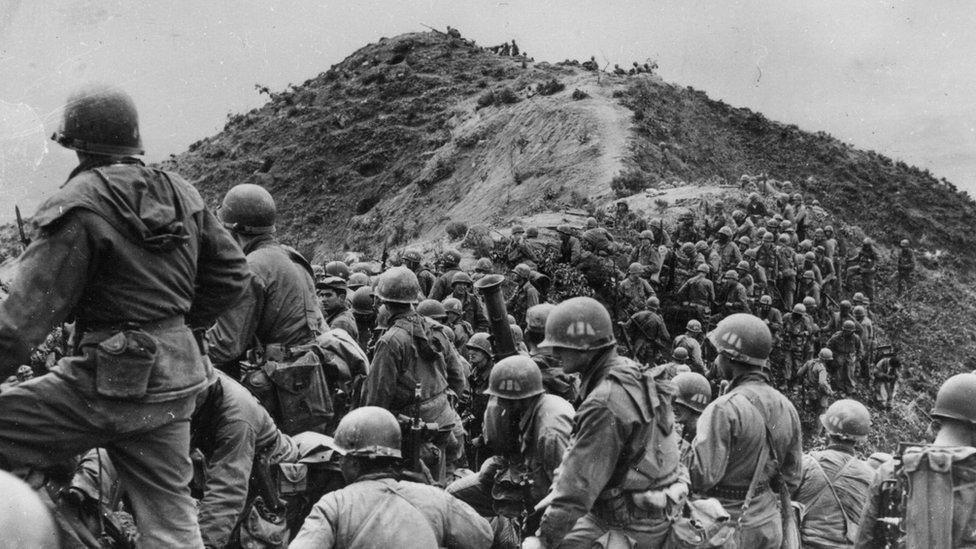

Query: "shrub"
<box><xmin>571</xmin><ymin>88</ymin><xmax>589</xmax><ymax>100</ymax></box>
<box><xmin>477</xmin><ymin>91</ymin><xmax>495</xmax><ymax>109</ymax></box>
<box><xmin>496</xmin><ymin>87</ymin><xmax>520</xmax><ymax>104</ymax></box>
<box><xmin>537</xmin><ymin>79</ymin><xmax>565</xmax><ymax>96</ymax></box>
<box><xmin>446</xmin><ymin>220</ymin><xmax>469</xmax><ymax>241</ymax></box>
<box><xmin>610</xmin><ymin>169</ymin><xmax>649</xmax><ymax>197</ymax></box>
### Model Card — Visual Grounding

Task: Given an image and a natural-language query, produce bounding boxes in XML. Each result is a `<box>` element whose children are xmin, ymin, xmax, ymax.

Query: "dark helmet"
<box><xmin>539</xmin><ymin>297</ymin><xmax>615</xmax><ymax>351</ymax></box>
<box><xmin>442</xmin><ymin>297</ymin><xmax>463</xmax><ymax>315</ymax></box>
<box><xmin>525</xmin><ymin>303</ymin><xmax>556</xmax><ymax>333</ymax></box>
<box><xmin>639</xmin><ymin>230</ymin><xmax>654</xmax><ymax>240</ymax></box>
<box><xmin>672</xmin><ymin>346</ymin><xmax>689</xmax><ymax>361</ymax></box>
<box><xmin>452</xmin><ymin>271</ymin><xmax>473</xmax><ymax>287</ymax></box>
<box><xmin>219</xmin><ymin>184</ymin><xmax>276</xmax><ymax>235</ymax></box>
<box><xmin>485</xmin><ymin>355</ymin><xmax>545</xmax><ymax>399</ymax></box>
<box><xmin>417</xmin><ymin>299</ymin><xmax>447</xmax><ymax>321</ymax></box>
<box><xmin>932</xmin><ymin>373</ymin><xmax>976</xmax><ymax>424</ymax></box>
<box><xmin>347</xmin><ymin>272</ymin><xmax>370</xmax><ymax>290</ymax></box>
<box><xmin>736</xmin><ymin>261</ymin><xmax>751</xmax><ymax>271</ymax></box>
<box><xmin>441</xmin><ymin>249</ymin><xmax>462</xmax><ymax>267</ymax></box>
<box><xmin>818</xmin><ymin>348</ymin><xmax>834</xmax><ymax>361</ymax></box>
<box><xmin>52</xmin><ymin>84</ymin><xmax>144</xmax><ymax>156</ymax></box>
<box><xmin>722</xmin><ymin>270</ymin><xmax>739</xmax><ymax>281</ymax></box>
<box><xmin>402</xmin><ymin>249</ymin><xmax>423</xmax><ymax>264</ymax></box>
<box><xmin>466</xmin><ymin>332</ymin><xmax>493</xmax><ymax>357</ymax></box>
<box><xmin>325</xmin><ymin>261</ymin><xmax>351</xmax><ymax>280</ymax></box>
<box><xmin>802</xmin><ymin>296</ymin><xmax>816</xmax><ymax>309</ymax></box>
<box><xmin>526</xmin><ymin>226</ymin><xmax>539</xmax><ymax>237</ymax></box>
<box><xmin>513</xmin><ymin>263</ymin><xmax>533</xmax><ymax>279</ymax></box>
<box><xmin>475</xmin><ymin>257</ymin><xmax>493</xmax><ymax>272</ymax></box>
<box><xmin>350</xmin><ymin>286</ymin><xmax>375</xmax><ymax>315</ymax></box>
<box><xmin>820</xmin><ymin>399</ymin><xmax>871</xmax><ymax>441</ymax></box>
<box><xmin>645</xmin><ymin>296</ymin><xmax>660</xmax><ymax>311</ymax></box>
<box><xmin>375</xmin><ymin>266</ymin><xmax>421</xmax><ymax>304</ymax></box>
<box><xmin>686</xmin><ymin>319</ymin><xmax>702</xmax><ymax>333</ymax></box>
<box><xmin>842</xmin><ymin>320</ymin><xmax>856</xmax><ymax>332</ymax></box>
<box><xmin>671</xmin><ymin>372</ymin><xmax>712</xmax><ymax>413</ymax></box>
<box><xmin>707</xmin><ymin>313</ymin><xmax>773</xmax><ymax>368</ymax></box>
<box><xmin>316</xmin><ymin>275</ymin><xmax>347</xmax><ymax>293</ymax></box>
<box><xmin>333</xmin><ymin>406</ymin><xmax>402</xmax><ymax>458</ymax></box>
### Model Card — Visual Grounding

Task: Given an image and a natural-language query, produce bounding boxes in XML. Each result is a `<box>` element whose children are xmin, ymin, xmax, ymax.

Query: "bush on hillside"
<box><xmin>445</xmin><ymin>220</ymin><xmax>468</xmax><ymax>241</ymax></box>
<box><xmin>571</xmin><ymin>88</ymin><xmax>589</xmax><ymax>100</ymax></box>
<box><xmin>610</xmin><ymin>169</ymin><xmax>650</xmax><ymax>197</ymax></box>
<box><xmin>537</xmin><ymin>79</ymin><xmax>565</xmax><ymax>96</ymax></box>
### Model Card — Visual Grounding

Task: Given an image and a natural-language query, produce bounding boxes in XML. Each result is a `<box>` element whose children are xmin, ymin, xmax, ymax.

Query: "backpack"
<box><xmin>241</xmin><ymin>343</ymin><xmax>334</xmax><ymax>435</ymax></box>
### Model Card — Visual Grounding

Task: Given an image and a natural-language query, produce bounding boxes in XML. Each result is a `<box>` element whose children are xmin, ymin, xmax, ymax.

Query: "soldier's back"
<box><xmin>796</xmin><ymin>448</ymin><xmax>874</xmax><ymax>548</ymax></box>
<box><xmin>246</xmin><ymin>241</ymin><xmax>321</xmax><ymax>347</ymax></box>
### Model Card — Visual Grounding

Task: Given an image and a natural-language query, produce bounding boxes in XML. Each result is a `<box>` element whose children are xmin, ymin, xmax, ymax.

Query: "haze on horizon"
<box><xmin>1</xmin><ymin>0</ymin><xmax>974</xmax><ymax>221</ymax></box>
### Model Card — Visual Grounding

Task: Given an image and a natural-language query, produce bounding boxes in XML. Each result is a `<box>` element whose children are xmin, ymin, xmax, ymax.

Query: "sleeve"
<box><xmin>197</xmin><ymin>421</ymin><xmax>257</xmax><ymax>548</ymax></box>
<box><xmin>689</xmin><ymin>402</ymin><xmax>732</xmax><ymax>491</ymax></box>
<box><xmin>442</xmin><ymin>334</ymin><xmax>469</xmax><ymax>397</ymax></box>
<box><xmin>289</xmin><ymin>494</ymin><xmax>340</xmax><ymax>549</ymax></box>
<box><xmin>188</xmin><ymin>210</ymin><xmax>250</xmax><ymax>329</ymax></box>
<box><xmin>205</xmin><ymin>273</ymin><xmax>266</xmax><ymax>366</ymax></box>
<box><xmin>525</xmin><ymin>286</ymin><xmax>540</xmax><ymax>309</ymax></box>
<box><xmin>441</xmin><ymin>492</ymin><xmax>493</xmax><ymax>549</ymax></box>
<box><xmin>362</xmin><ymin>336</ymin><xmax>401</xmax><ymax>409</ymax></box>
<box><xmin>817</xmin><ymin>365</ymin><xmax>832</xmax><ymax>393</ymax></box>
<box><xmin>538</xmin><ymin>420</ymin><xmax>573</xmax><ymax>485</ymax></box>
<box><xmin>538</xmin><ymin>399</ymin><xmax>626</xmax><ymax>546</ymax></box>
<box><xmin>0</xmin><ymin>212</ymin><xmax>93</xmax><ymax>375</ymax></box>
<box><xmin>781</xmin><ymin>404</ymin><xmax>804</xmax><ymax>494</ymax></box>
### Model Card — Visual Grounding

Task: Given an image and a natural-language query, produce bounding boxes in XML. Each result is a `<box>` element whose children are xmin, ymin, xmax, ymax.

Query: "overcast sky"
<box><xmin>1</xmin><ymin>0</ymin><xmax>974</xmax><ymax>219</ymax></box>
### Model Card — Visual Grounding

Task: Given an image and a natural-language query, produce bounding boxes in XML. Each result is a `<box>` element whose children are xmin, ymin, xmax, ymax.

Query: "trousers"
<box><xmin>0</xmin><ymin>370</ymin><xmax>203</xmax><ymax>548</ymax></box>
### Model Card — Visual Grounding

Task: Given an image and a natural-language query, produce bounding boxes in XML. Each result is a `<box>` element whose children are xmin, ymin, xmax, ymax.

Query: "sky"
<box><xmin>1</xmin><ymin>0</ymin><xmax>975</xmax><ymax>220</ymax></box>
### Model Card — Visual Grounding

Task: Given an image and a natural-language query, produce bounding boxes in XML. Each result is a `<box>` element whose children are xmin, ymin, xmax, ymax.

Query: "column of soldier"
<box><xmin>0</xmin><ymin>84</ymin><xmax>962</xmax><ymax>549</ymax></box>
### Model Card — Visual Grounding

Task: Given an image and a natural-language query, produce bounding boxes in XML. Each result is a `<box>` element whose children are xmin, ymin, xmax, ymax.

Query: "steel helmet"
<box><xmin>556</xmin><ymin>224</ymin><xmax>575</xmax><ymax>236</ymax></box>
<box><xmin>671</xmin><ymin>372</ymin><xmax>712</xmax><ymax>413</ymax></box>
<box><xmin>351</xmin><ymin>286</ymin><xmax>375</xmax><ymax>315</ymax></box>
<box><xmin>539</xmin><ymin>296</ymin><xmax>615</xmax><ymax>350</ymax></box>
<box><xmin>852</xmin><ymin>292</ymin><xmax>866</xmax><ymax>303</ymax></box>
<box><xmin>777</xmin><ymin>234</ymin><xmax>790</xmax><ymax>245</ymax></box>
<box><xmin>814</xmin><ymin>228</ymin><xmax>825</xmax><ymax>238</ymax></box>
<box><xmin>639</xmin><ymin>230</ymin><xmax>654</xmax><ymax>240</ymax></box>
<box><xmin>526</xmin><ymin>226</ymin><xmax>539</xmax><ymax>237</ymax></box>
<box><xmin>818</xmin><ymin>348</ymin><xmax>834</xmax><ymax>361</ymax></box>
<box><xmin>744</xmin><ymin>248</ymin><xmax>758</xmax><ymax>260</ymax></box>
<box><xmin>52</xmin><ymin>84</ymin><xmax>143</xmax><ymax>156</ymax></box>
<box><xmin>707</xmin><ymin>313</ymin><xmax>773</xmax><ymax>368</ymax></box>
<box><xmin>347</xmin><ymin>272</ymin><xmax>370</xmax><ymax>290</ymax></box>
<box><xmin>762</xmin><ymin>232</ymin><xmax>774</xmax><ymax>243</ymax></box>
<box><xmin>442</xmin><ymin>297</ymin><xmax>463</xmax><ymax>315</ymax></box>
<box><xmin>441</xmin><ymin>249</ymin><xmax>461</xmax><ymax>267</ymax></box>
<box><xmin>586</xmin><ymin>217</ymin><xmax>598</xmax><ymax>229</ymax></box>
<box><xmin>402</xmin><ymin>249</ymin><xmax>423</xmax><ymax>264</ymax></box>
<box><xmin>452</xmin><ymin>271</ymin><xmax>473</xmax><ymax>286</ymax></box>
<box><xmin>333</xmin><ymin>406</ymin><xmax>402</xmax><ymax>458</ymax></box>
<box><xmin>695</xmin><ymin>240</ymin><xmax>709</xmax><ymax>252</ymax></box>
<box><xmin>932</xmin><ymin>373</ymin><xmax>976</xmax><ymax>424</ymax></box>
<box><xmin>645</xmin><ymin>296</ymin><xmax>660</xmax><ymax>311</ymax></box>
<box><xmin>767</xmin><ymin>218</ymin><xmax>781</xmax><ymax>228</ymax></box>
<box><xmin>485</xmin><ymin>355</ymin><xmax>544</xmax><ymax>399</ymax></box>
<box><xmin>512</xmin><ymin>224</ymin><xmax>525</xmax><ymax>235</ymax></box>
<box><xmin>722</xmin><ymin>270</ymin><xmax>738</xmax><ymax>281</ymax></box>
<box><xmin>735</xmin><ymin>261</ymin><xmax>751</xmax><ymax>272</ymax></box>
<box><xmin>820</xmin><ymin>399</ymin><xmax>871</xmax><ymax>441</ymax></box>
<box><xmin>0</xmin><ymin>470</ymin><xmax>59</xmax><ymax>548</ymax></box>
<box><xmin>696</xmin><ymin>263</ymin><xmax>710</xmax><ymax>274</ymax></box>
<box><xmin>824</xmin><ymin>225</ymin><xmax>834</xmax><ymax>234</ymax></box>
<box><xmin>325</xmin><ymin>261</ymin><xmax>351</xmax><ymax>280</ymax></box>
<box><xmin>852</xmin><ymin>305</ymin><xmax>866</xmax><ymax>318</ymax></box>
<box><xmin>804</xmin><ymin>251</ymin><xmax>816</xmax><ymax>261</ymax></box>
<box><xmin>863</xmin><ymin>237</ymin><xmax>874</xmax><ymax>246</ymax></box>
<box><xmin>475</xmin><ymin>257</ymin><xmax>493</xmax><ymax>272</ymax></box>
<box><xmin>842</xmin><ymin>320</ymin><xmax>856</xmax><ymax>332</ymax></box>
<box><xmin>672</xmin><ymin>346</ymin><xmax>689</xmax><ymax>361</ymax></box>
<box><xmin>802</xmin><ymin>296</ymin><xmax>816</xmax><ymax>309</ymax></box>
<box><xmin>732</xmin><ymin>210</ymin><xmax>745</xmax><ymax>221</ymax></box>
<box><xmin>759</xmin><ymin>294</ymin><xmax>772</xmax><ymax>305</ymax></box>
<box><xmin>738</xmin><ymin>236</ymin><xmax>751</xmax><ymax>246</ymax></box>
<box><xmin>316</xmin><ymin>275</ymin><xmax>347</xmax><ymax>292</ymax></box>
<box><xmin>417</xmin><ymin>299</ymin><xmax>447</xmax><ymax>320</ymax></box>
<box><xmin>802</xmin><ymin>270</ymin><xmax>815</xmax><ymax>280</ymax></box>
<box><xmin>680</xmin><ymin>242</ymin><xmax>696</xmax><ymax>255</ymax></box>
<box><xmin>466</xmin><ymin>332</ymin><xmax>493</xmax><ymax>357</ymax></box>
<box><xmin>900</xmin><ymin>239</ymin><xmax>910</xmax><ymax>247</ymax></box>
<box><xmin>375</xmin><ymin>266</ymin><xmax>421</xmax><ymax>304</ymax></box>
<box><xmin>792</xmin><ymin>192</ymin><xmax>802</xmax><ymax>202</ymax></box>
<box><xmin>526</xmin><ymin>303</ymin><xmax>556</xmax><ymax>332</ymax></box>
<box><xmin>840</xmin><ymin>300</ymin><xmax>852</xmax><ymax>310</ymax></box>
<box><xmin>718</xmin><ymin>226</ymin><xmax>733</xmax><ymax>238</ymax></box>
<box><xmin>628</xmin><ymin>263</ymin><xmax>644</xmax><ymax>276</ymax></box>
<box><xmin>686</xmin><ymin>319</ymin><xmax>702</xmax><ymax>333</ymax></box>
<box><xmin>514</xmin><ymin>263</ymin><xmax>532</xmax><ymax>278</ymax></box>
<box><xmin>781</xmin><ymin>220</ymin><xmax>793</xmax><ymax>230</ymax></box>
<box><xmin>792</xmin><ymin>303</ymin><xmax>806</xmax><ymax>315</ymax></box>
<box><xmin>219</xmin><ymin>184</ymin><xmax>276</xmax><ymax>234</ymax></box>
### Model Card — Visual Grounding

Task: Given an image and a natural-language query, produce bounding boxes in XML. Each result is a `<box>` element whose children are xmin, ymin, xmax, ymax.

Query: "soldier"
<box><xmin>743</xmin><ymin>248</ymin><xmax>770</xmax><ymax>296</ymax></box>
<box><xmin>800</xmin><ymin>251</ymin><xmax>823</xmax><ymax>285</ymax></box>
<box><xmin>667</xmin><ymin>241</ymin><xmax>704</xmax><ymax>290</ymax></box>
<box><xmin>796</xmin><ymin>348</ymin><xmax>835</xmax><ymax>433</ymax></box>
<box><xmin>655</xmin><ymin>347</ymin><xmax>692</xmax><ymax>379</ymax></box>
<box><xmin>317</xmin><ymin>276</ymin><xmax>359</xmax><ymax>342</ymax></box>
<box><xmin>630</xmin><ymin>230</ymin><xmax>664</xmax><ymax>282</ymax></box>
<box><xmin>323</xmin><ymin>260</ymin><xmax>351</xmax><ymax>281</ymax></box>
<box><xmin>775</xmin><ymin>233</ymin><xmax>798</xmax><ymax>309</ymax></box>
<box><xmin>732</xmin><ymin>209</ymin><xmax>756</xmax><ymax>241</ymax></box>
<box><xmin>690</xmin><ymin>314</ymin><xmax>803</xmax><ymax>547</ymax></box>
<box><xmin>465</xmin><ymin>333</ymin><xmax>495</xmax><ymax>432</ymax></box>
<box><xmin>737</xmin><ymin>235</ymin><xmax>753</xmax><ymax>255</ymax></box>
<box><xmin>815</xmin><ymin>245</ymin><xmax>838</xmax><ymax>299</ymax></box>
<box><xmin>792</xmin><ymin>193</ymin><xmax>808</xmax><ymax>241</ymax></box>
<box><xmin>556</xmin><ymin>225</ymin><xmax>583</xmax><ymax>265</ymax></box>
<box><xmin>671</xmin><ymin>371</ymin><xmax>712</xmax><ymax>464</ymax></box>
<box><xmin>447</xmin><ymin>356</ymin><xmax>574</xmax><ymax>546</ymax></box>
<box><xmin>700</xmin><ymin>239</ymin><xmax>722</xmax><ymax>277</ymax></box>
<box><xmin>755</xmin><ymin>294</ymin><xmax>784</xmax><ymax>346</ymax></box>
<box><xmin>716</xmin><ymin>226</ymin><xmax>743</xmax><ymax>273</ymax></box>
<box><xmin>798</xmin><ymin>270</ymin><xmax>822</xmax><ymax>308</ymax></box>
<box><xmin>361</xmin><ymin>267</ymin><xmax>469</xmax><ymax>467</ymax></box>
<box><xmin>895</xmin><ymin>239</ymin><xmax>915</xmax><ymax>295</ymax></box>
<box><xmin>291</xmin><ymin>407</ymin><xmax>492</xmax><ymax>548</ymax></box>
<box><xmin>674</xmin><ymin>319</ymin><xmax>706</xmax><ymax>374</ymax></box>
<box><xmin>676</xmin><ymin>263</ymin><xmax>715</xmax><ymax>323</ymax></box>
<box><xmin>746</xmin><ymin>192</ymin><xmax>768</xmax><ymax>220</ymax></box>
<box><xmin>714</xmin><ymin>269</ymin><xmax>751</xmax><ymax>317</ymax></box>
<box><xmin>525</xmin><ymin>304</ymin><xmax>579</xmax><ymax>403</ymax></box>
<box><xmin>506</xmin><ymin>225</ymin><xmax>538</xmax><ymax>267</ymax></box>
<box><xmin>472</xmin><ymin>257</ymin><xmax>493</xmax><ymax>283</ymax></box>
<box><xmin>0</xmin><ymin>84</ymin><xmax>250</xmax><ymax>547</ymax></box>
<box><xmin>756</xmin><ymin>231</ymin><xmax>778</xmax><ymax>286</ymax></box>
<box><xmin>350</xmin><ymin>286</ymin><xmax>376</xmax><ymax>353</ymax></box>
<box><xmin>825</xmin><ymin>300</ymin><xmax>857</xmax><ymax>335</ymax></box>
<box><xmin>736</xmin><ymin>260</ymin><xmax>758</xmax><ymax>299</ymax></box>
<box><xmin>346</xmin><ymin>272</ymin><xmax>370</xmax><ymax>292</ymax></box>
<box><xmin>795</xmin><ymin>399</ymin><xmax>874</xmax><ymax>548</ymax></box>
<box><xmin>827</xmin><ymin>320</ymin><xmax>864</xmax><ymax>394</ymax></box>
<box><xmin>444</xmin><ymin>297</ymin><xmax>474</xmax><ymax>351</ymax></box>
<box><xmin>672</xmin><ymin>211</ymin><xmax>701</xmax><ymax>244</ymax></box>
<box><xmin>853</xmin><ymin>305</ymin><xmax>874</xmax><ymax>381</ymax></box>
<box><xmin>509</xmin><ymin>263</ymin><xmax>541</xmax><ymax>316</ymax></box>
<box><xmin>207</xmin><ymin>184</ymin><xmax>323</xmax><ymax>379</ymax></box>
<box><xmin>845</xmin><ymin>238</ymin><xmax>878</xmax><ymax>301</ymax></box>
<box><xmin>781</xmin><ymin>303</ymin><xmax>816</xmax><ymax>387</ymax></box>
<box><xmin>403</xmin><ymin>248</ymin><xmax>437</xmax><ymax>298</ymax></box>
<box><xmin>451</xmin><ymin>272</ymin><xmax>491</xmax><ymax>332</ymax></box>
<box><xmin>618</xmin><ymin>263</ymin><xmax>655</xmax><ymax>319</ymax></box>
<box><xmin>524</xmin><ymin>226</ymin><xmax>547</xmax><ymax>262</ymax></box>
<box><xmin>418</xmin><ymin>298</ymin><xmax>450</xmax><ymax>327</ymax></box>
<box><xmin>429</xmin><ymin>248</ymin><xmax>463</xmax><ymax>301</ymax></box>
<box><xmin>871</xmin><ymin>353</ymin><xmax>900</xmax><ymax>410</ymax></box>
<box><xmin>622</xmin><ymin>296</ymin><xmax>671</xmax><ymax>366</ymax></box>
<box><xmin>856</xmin><ymin>373</ymin><xmax>976</xmax><ymax>548</ymax></box>
<box><xmin>527</xmin><ymin>297</ymin><xmax>684</xmax><ymax>548</ymax></box>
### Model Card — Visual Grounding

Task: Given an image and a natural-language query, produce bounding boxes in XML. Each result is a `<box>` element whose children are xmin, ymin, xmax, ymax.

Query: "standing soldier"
<box><xmin>794</xmin><ymin>399</ymin><xmax>874</xmax><ymax>548</ymax></box>
<box><xmin>853</xmin><ymin>306</ymin><xmax>874</xmax><ymax>382</ymax></box>
<box><xmin>796</xmin><ymin>348</ymin><xmax>835</xmax><ymax>434</ymax></box>
<box><xmin>526</xmin><ymin>297</ymin><xmax>684</xmax><ymax>548</ymax></box>
<box><xmin>845</xmin><ymin>238</ymin><xmax>878</xmax><ymax>301</ymax></box>
<box><xmin>472</xmin><ymin>257</ymin><xmax>494</xmax><ymax>283</ymax></box>
<box><xmin>674</xmin><ymin>320</ymin><xmax>706</xmax><ymax>374</ymax></box>
<box><xmin>622</xmin><ymin>297</ymin><xmax>671</xmax><ymax>366</ymax></box>
<box><xmin>429</xmin><ymin>248</ymin><xmax>463</xmax><ymax>301</ymax></box>
<box><xmin>671</xmin><ymin>372</ymin><xmax>712</xmax><ymax>465</ymax></box>
<box><xmin>655</xmin><ymin>347</ymin><xmax>692</xmax><ymax>380</ymax></box>
<box><xmin>290</xmin><ymin>407</ymin><xmax>492</xmax><ymax>548</ymax></box>
<box><xmin>871</xmin><ymin>353</ymin><xmax>901</xmax><ymax>410</ymax></box>
<box><xmin>895</xmin><ymin>239</ymin><xmax>916</xmax><ymax>295</ymax></box>
<box><xmin>317</xmin><ymin>276</ymin><xmax>359</xmax><ymax>342</ymax></box>
<box><xmin>827</xmin><ymin>321</ymin><xmax>864</xmax><ymax>394</ymax></box>
<box><xmin>814</xmin><ymin>245</ymin><xmax>837</xmax><ymax>299</ymax></box>
<box><xmin>403</xmin><ymin>248</ymin><xmax>437</xmax><ymax>298</ymax></box>
<box><xmin>207</xmin><ymin>184</ymin><xmax>324</xmax><ymax>379</ymax></box>
<box><xmin>451</xmin><ymin>272</ymin><xmax>490</xmax><ymax>332</ymax></box>
<box><xmin>755</xmin><ymin>294</ymin><xmax>784</xmax><ymax>347</ymax></box>
<box><xmin>618</xmin><ymin>263</ymin><xmax>655</xmax><ymax>319</ymax></box>
<box><xmin>856</xmin><ymin>373</ymin><xmax>976</xmax><ymax>548</ymax></box>
<box><xmin>672</xmin><ymin>211</ymin><xmax>700</xmax><ymax>244</ymax></box>
<box><xmin>509</xmin><ymin>263</ymin><xmax>541</xmax><ymax>313</ymax></box>
<box><xmin>525</xmin><ymin>304</ymin><xmax>579</xmax><ymax>403</ymax></box>
<box><xmin>361</xmin><ymin>267</ymin><xmax>469</xmax><ymax>469</ymax></box>
<box><xmin>798</xmin><ymin>270</ymin><xmax>822</xmax><ymax>309</ymax></box>
<box><xmin>464</xmin><ymin>332</ymin><xmax>495</xmax><ymax>432</ymax></box>
<box><xmin>782</xmin><ymin>304</ymin><xmax>816</xmax><ymax>388</ymax></box>
<box><xmin>350</xmin><ymin>286</ymin><xmax>376</xmax><ymax>353</ymax></box>
<box><xmin>506</xmin><ymin>224</ymin><xmax>539</xmax><ymax>267</ymax></box>
<box><xmin>714</xmin><ymin>270</ymin><xmax>751</xmax><ymax>317</ymax></box>
<box><xmin>775</xmin><ymin>233</ymin><xmax>798</xmax><ymax>310</ymax></box>
<box><xmin>732</xmin><ymin>209</ymin><xmax>756</xmax><ymax>241</ymax></box>
<box><xmin>0</xmin><ymin>84</ymin><xmax>250</xmax><ymax>546</ymax></box>
<box><xmin>716</xmin><ymin>225</ymin><xmax>743</xmax><ymax>272</ymax></box>
<box><xmin>524</xmin><ymin>227</ymin><xmax>548</xmax><ymax>263</ymax></box>
<box><xmin>690</xmin><ymin>314</ymin><xmax>803</xmax><ymax>547</ymax></box>
<box><xmin>556</xmin><ymin>225</ymin><xmax>583</xmax><ymax>265</ymax></box>
<box><xmin>675</xmin><ymin>264</ymin><xmax>715</xmax><ymax>325</ymax></box>
<box><xmin>444</xmin><ymin>297</ymin><xmax>474</xmax><ymax>351</ymax></box>
<box><xmin>630</xmin><ymin>230</ymin><xmax>664</xmax><ymax>283</ymax></box>
<box><xmin>743</xmin><ymin>248</ymin><xmax>770</xmax><ymax>295</ymax></box>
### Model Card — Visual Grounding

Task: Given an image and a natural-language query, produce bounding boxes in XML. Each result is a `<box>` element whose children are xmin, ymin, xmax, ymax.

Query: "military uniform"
<box><xmin>781</xmin><ymin>313</ymin><xmax>815</xmax><ymax>385</ymax></box>
<box><xmin>429</xmin><ymin>267</ymin><xmax>461</xmax><ymax>302</ymax></box>
<box><xmin>794</xmin><ymin>446</ymin><xmax>874</xmax><ymax>548</ymax></box>
<box><xmin>457</xmin><ymin>293</ymin><xmax>490</xmax><ymax>333</ymax></box>
<box><xmin>629</xmin><ymin>242</ymin><xmax>663</xmax><ymax>281</ymax></box>
<box><xmin>717</xmin><ymin>241</ymin><xmax>743</xmax><ymax>272</ymax></box>
<box><xmin>326</xmin><ymin>305</ymin><xmax>360</xmax><ymax>342</ymax></box>
<box><xmin>537</xmin><ymin>352</ymin><xmax>682</xmax><ymax>548</ymax></box>
<box><xmin>0</xmin><ymin>160</ymin><xmax>249</xmax><ymax>547</ymax></box>
<box><xmin>715</xmin><ymin>281</ymin><xmax>751</xmax><ymax>316</ymax></box>
<box><xmin>531</xmin><ymin>351</ymin><xmax>579</xmax><ymax>404</ymax></box>
<box><xmin>560</xmin><ymin>235</ymin><xmax>583</xmax><ymax>265</ymax></box>
<box><xmin>827</xmin><ymin>332</ymin><xmax>864</xmax><ymax>393</ymax></box>
<box><xmin>207</xmin><ymin>234</ymin><xmax>323</xmax><ymax>374</ymax></box>
<box><xmin>689</xmin><ymin>372</ymin><xmax>803</xmax><ymax>548</ymax></box>
<box><xmin>676</xmin><ymin>275</ymin><xmax>715</xmax><ymax>320</ymax></box>
<box><xmin>618</xmin><ymin>276</ymin><xmax>655</xmax><ymax>319</ymax></box>
<box><xmin>415</xmin><ymin>267</ymin><xmax>438</xmax><ymax>298</ymax></box>
<box><xmin>896</xmin><ymin>247</ymin><xmax>915</xmax><ymax>295</ymax></box>
<box><xmin>623</xmin><ymin>310</ymin><xmax>671</xmax><ymax>366</ymax></box>
<box><xmin>674</xmin><ymin>334</ymin><xmax>705</xmax><ymax>374</ymax></box>
<box><xmin>796</xmin><ymin>358</ymin><xmax>833</xmax><ymax>427</ymax></box>
<box><xmin>871</xmin><ymin>357</ymin><xmax>900</xmax><ymax>409</ymax></box>
<box><xmin>291</xmin><ymin>473</ymin><xmax>493</xmax><ymax>548</ymax></box>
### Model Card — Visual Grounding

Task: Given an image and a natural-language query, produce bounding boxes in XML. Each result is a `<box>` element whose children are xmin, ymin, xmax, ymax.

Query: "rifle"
<box><xmin>15</xmin><ymin>206</ymin><xmax>30</xmax><ymax>250</ymax></box>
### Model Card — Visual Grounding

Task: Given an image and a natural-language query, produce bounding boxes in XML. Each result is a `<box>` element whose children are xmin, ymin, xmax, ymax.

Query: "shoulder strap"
<box><xmin>738</xmin><ymin>390</ymin><xmax>780</xmax><ymax>515</ymax></box>
<box><xmin>809</xmin><ymin>455</ymin><xmax>856</xmax><ymax>538</ymax></box>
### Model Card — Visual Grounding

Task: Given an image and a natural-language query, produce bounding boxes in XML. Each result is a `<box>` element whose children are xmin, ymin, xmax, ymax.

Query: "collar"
<box><xmin>243</xmin><ymin>233</ymin><xmax>278</xmax><ymax>255</ymax></box>
<box><xmin>580</xmin><ymin>348</ymin><xmax>616</xmax><ymax>399</ymax></box>
<box><xmin>826</xmin><ymin>443</ymin><xmax>857</xmax><ymax>455</ymax></box>
<box><xmin>728</xmin><ymin>370</ymin><xmax>769</xmax><ymax>391</ymax></box>
<box><xmin>67</xmin><ymin>156</ymin><xmax>143</xmax><ymax>182</ymax></box>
